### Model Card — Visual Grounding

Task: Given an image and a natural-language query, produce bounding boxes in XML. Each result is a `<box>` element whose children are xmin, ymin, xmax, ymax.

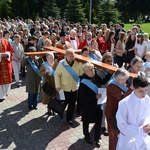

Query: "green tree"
<box><xmin>42</xmin><ymin>0</ymin><xmax>61</xmax><ymax>19</ymax></box>
<box><xmin>55</xmin><ymin>0</ymin><xmax>68</xmax><ymax>18</ymax></box>
<box><xmin>84</xmin><ymin>1</ymin><xmax>90</xmax><ymax>21</ymax></box>
<box><xmin>95</xmin><ymin>0</ymin><xmax>121</xmax><ymax>25</ymax></box>
<box><xmin>116</xmin><ymin>0</ymin><xmax>150</xmax><ymax>22</ymax></box>
<box><xmin>64</xmin><ymin>0</ymin><xmax>87</xmax><ymax>24</ymax></box>
<box><xmin>36</xmin><ymin>0</ymin><xmax>47</xmax><ymax>17</ymax></box>
<box><xmin>0</xmin><ymin>0</ymin><xmax>11</xmax><ymax>18</ymax></box>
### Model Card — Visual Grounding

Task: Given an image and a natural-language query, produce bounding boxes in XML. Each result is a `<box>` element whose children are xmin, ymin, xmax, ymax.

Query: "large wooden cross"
<box><xmin>25</xmin><ymin>46</ymin><xmax>137</xmax><ymax>78</ymax></box>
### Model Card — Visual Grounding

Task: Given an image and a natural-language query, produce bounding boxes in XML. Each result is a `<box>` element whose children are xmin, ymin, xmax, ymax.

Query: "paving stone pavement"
<box><xmin>0</xmin><ymin>76</ymin><xmax>109</xmax><ymax>150</ymax></box>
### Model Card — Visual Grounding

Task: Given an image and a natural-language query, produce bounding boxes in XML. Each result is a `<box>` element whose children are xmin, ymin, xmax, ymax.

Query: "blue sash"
<box><xmin>127</xmin><ymin>78</ymin><xmax>132</xmax><ymax>85</ymax></box>
<box><xmin>89</xmin><ymin>53</ymin><xmax>99</xmax><ymax>61</ymax></box>
<box><xmin>60</xmin><ymin>59</ymin><xmax>80</xmax><ymax>84</ymax></box>
<box><xmin>108</xmin><ymin>78</ymin><xmax>128</xmax><ymax>92</ymax></box>
<box><xmin>43</xmin><ymin>62</ymin><xmax>55</xmax><ymax>77</ymax></box>
<box><xmin>102</xmin><ymin>70</ymin><xmax>108</xmax><ymax>76</ymax></box>
<box><xmin>81</xmin><ymin>79</ymin><xmax>98</xmax><ymax>94</ymax></box>
<box><xmin>27</xmin><ymin>58</ymin><xmax>43</xmax><ymax>80</ymax></box>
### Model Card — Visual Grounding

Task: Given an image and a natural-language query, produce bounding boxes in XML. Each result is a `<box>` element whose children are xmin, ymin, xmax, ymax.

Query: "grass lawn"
<box><xmin>125</xmin><ymin>23</ymin><xmax>150</xmax><ymax>34</ymax></box>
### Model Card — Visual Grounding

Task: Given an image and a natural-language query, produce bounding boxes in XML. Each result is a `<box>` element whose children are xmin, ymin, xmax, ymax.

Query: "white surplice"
<box><xmin>0</xmin><ymin>84</ymin><xmax>11</xmax><ymax>99</ymax></box>
<box><xmin>116</xmin><ymin>92</ymin><xmax>150</xmax><ymax>150</ymax></box>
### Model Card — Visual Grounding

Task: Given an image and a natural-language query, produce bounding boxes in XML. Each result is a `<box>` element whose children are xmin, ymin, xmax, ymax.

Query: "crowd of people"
<box><xmin>0</xmin><ymin>17</ymin><xmax>150</xmax><ymax>149</ymax></box>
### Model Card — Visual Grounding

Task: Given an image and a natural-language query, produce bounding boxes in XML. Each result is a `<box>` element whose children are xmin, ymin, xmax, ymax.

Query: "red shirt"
<box><xmin>78</xmin><ymin>39</ymin><xmax>89</xmax><ymax>49</ymax></box>
<box><xmin>97</xmin><ymin>36</ymin><xmax>105</xmax><ymax>53</ymax></box>
<box><xmin>103</xmin><ymin>40</ymin><xmax>116</xmax><ymax>54</ymax></box>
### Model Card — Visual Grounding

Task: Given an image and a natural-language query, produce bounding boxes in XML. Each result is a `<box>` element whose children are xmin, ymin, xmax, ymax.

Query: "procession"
<box><xmin>0</xmin><ymin>12</ymin><xmax>150</xmax><ymax>150</ymax></box>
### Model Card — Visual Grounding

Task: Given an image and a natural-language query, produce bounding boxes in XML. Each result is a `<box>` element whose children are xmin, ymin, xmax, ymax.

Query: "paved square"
<box><xmin>0</xmin><ymin>77</ymin><xmax>108</xmax><ymax>150</ymax></box>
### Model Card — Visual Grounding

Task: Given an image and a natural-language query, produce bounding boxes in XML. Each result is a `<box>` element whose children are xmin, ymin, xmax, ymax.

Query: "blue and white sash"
<box><xmin>43</xmin><ymin>62</ymin><xmax>55</xmax><ymax>77</ymax></box>
<box><xmin>89</xmin><ymin>53</ymin><xmax>99</xmax><ymax>61</ymax></box>
<box><xmin>27</xmin><ymin>58</ymin><xmax>43</xmax><ymax>80</ymax></box>
<box><xmin>102</xmin><ymin>70</ymin><xmax>108</xmax><ymax>76</ymax></box>
<box><xmin>81</xmin><ymin>79</ymin><xmax>98</xmax><ymax>94</ymax></box>
<box><xmin>60</xmin><ymin>59</ymin><xmax>80</xmax><ymax>84</ymax></box>
<box><xmin>108</xmin><ymin>78</ymin><xmax>128</xmax><ymax>92</ymax></box>
<box><xmin>127</xmin><ymin>78</ymin><xmax>132</xmax><ymax>85</ymax></box>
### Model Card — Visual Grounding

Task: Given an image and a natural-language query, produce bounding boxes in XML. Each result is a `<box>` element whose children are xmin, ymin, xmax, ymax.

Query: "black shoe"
<box><xmin>94</xmin><ymin>140</ymin><xmax>100</xmax><ymax>148</ymax></box>
<box><xmin>67</xmin><ymin>121</ymin><xmax>73</xmax><ymax>126</ymax></box>
<box><xmin>101</xmin><ymin>127</ymin><xmax>109</xmax><ymax>136</ymax></box>
<box><xmin>33</xmin><ymin>107</ymin><xmax>37</xmax><ymax>110</ymax></box>
<box><xmin>0</xmin><ymin>99</ymin><xmax>4</xmax><ymax>102</ymax></box>
<box><xmin>28</xmin><ymin>106</ymin><xmax>33</xmax><ymax>110</ymax></box>
<box><xmin>85</xmin><ymin>136</ymin><xmax>93</xmax><ymax>144</ymax></box>
<box><xmin>16</xmin><ymin>82</ymin><xmax>21</xmax><ymax>88</ymax></box>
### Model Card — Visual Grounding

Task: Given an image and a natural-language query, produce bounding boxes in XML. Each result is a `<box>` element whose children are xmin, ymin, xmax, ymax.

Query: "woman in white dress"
<box><xmin>134</xmin><ymin>34</ymin><xmax>147</xmax><ymax>61</ymax></box>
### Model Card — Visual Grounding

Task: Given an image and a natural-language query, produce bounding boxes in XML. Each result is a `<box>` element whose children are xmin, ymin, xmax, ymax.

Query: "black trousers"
<box><xmin>83</xmin><ymin>107</ymin><xmax>103</xmax><ymax>141</ymax></box>
<box><xmin>116</xmin><ymin>55</ymin><xmax>124</xmax><ymax>68</ymax></box>
<box><xmin>64</xmin><ymin>90</ymin><xmax>78</xmax><ymax>121</ymax></box>
<box><xmin>76</xmin><ymin>90</ymin><xmax>81</xmax><ymax>114</ymax></box>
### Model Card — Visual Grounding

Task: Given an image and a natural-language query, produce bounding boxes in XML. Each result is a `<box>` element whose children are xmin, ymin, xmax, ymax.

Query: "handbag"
<box><xmin>48</xmin><ymin>97</ymin><xmax>66</xmax><ymax>119</ymax></box>
<box><xmin>42</xmin><ymin>81</ymin><xmax>55</xmax><ymax>96</ymax></box>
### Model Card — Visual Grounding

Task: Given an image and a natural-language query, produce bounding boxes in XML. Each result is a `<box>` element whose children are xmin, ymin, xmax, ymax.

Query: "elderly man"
<box><xmin>66</xmin><ymin>29</ymin><xmax>79</xmax><ymax>50</ymax></box>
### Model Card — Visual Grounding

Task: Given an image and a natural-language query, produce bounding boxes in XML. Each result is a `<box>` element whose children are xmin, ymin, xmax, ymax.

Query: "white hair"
<box><xmin>46</xmin><ymin>52</ymin><xmax>54</xmax><ymax>59</ymax></box>
<box><xmin>70</xmin><ymin>29</ymin><xmax>76</xmax><ymax>34</ymax></box>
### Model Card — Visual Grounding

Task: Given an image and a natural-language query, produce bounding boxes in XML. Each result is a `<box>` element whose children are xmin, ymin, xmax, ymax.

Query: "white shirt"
<box><xmin>70</xmin><ymin>39</ymin><xmax>77</xmax><ymax>50</ymax></box>
<box><xmin>86</xmin><ymin>39</ymin><xmax>91</xmax><ymax>45</ymax></box>
<box><xmin>95</xmin><ymin>50</ymin><xmax>102</xmax><ymax>61</ymax></box>
<box><xmin>116</xmin><ymin>92</ymin><xmax>150</xmax><ymax>150</ymax></box>
<box><xmin>135</xmin><ymin>41</ymin><xmax>147</xmax><ymax>57</ymax></box>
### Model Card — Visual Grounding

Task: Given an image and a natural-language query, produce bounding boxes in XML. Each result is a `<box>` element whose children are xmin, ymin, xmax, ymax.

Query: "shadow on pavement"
<box><xmin>0</xmin><ymin>100</ymin><xmax>70</xmax><ymax>150</ymax></box>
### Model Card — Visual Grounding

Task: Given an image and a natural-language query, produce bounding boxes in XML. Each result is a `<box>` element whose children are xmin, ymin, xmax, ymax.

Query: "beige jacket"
<box><xmin>54</xmin><ymin>59</ymin><xmax>83</xmax><ymax>92</ymax></box>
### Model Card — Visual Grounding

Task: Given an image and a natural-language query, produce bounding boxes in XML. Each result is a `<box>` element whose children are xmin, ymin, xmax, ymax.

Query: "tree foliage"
<box><xmin>116</xmin><ymin>0</ymin><xmax>150</xmax><ymax>22</ymax></box>
<box><xmin>42</xmin><ymin>0</ymin><xmax>61</xmax><ymax>19</ymax></box>
<box><xmin>95</xmin><ymin>0</ymin><xmax>121</xmax><ymax>25</ymax></box>
<box><xmin>55</xmin><ymin>0</ymin><xmax>68</xmax><ymax>18</ymax></box>
<box><xmin>0</xmin><ymin>0</ymin><xmax>11</xmax><ymax>18</ymax></box>
<box><xmin>0</xmin><ymin>0</ymin><xmax>150</xmax><ymax>24</ymax></box>
<box><xmin>64</xmin><ymin>0</ymin><xmax>87</xmax><ymax>24</ymax></box>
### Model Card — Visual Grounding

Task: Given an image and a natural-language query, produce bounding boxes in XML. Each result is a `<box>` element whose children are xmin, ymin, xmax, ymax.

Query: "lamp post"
<box><xmin>89</xmin><ymin>0</ymin><xmax>92</xmax><ymax>24</ymax></box>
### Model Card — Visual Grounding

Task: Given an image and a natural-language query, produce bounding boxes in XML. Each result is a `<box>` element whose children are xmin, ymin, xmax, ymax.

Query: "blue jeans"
<box><xmin>28</xmin><ymin>93</ymin><xmax>38</xmax><ymax>108</ymax></box>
